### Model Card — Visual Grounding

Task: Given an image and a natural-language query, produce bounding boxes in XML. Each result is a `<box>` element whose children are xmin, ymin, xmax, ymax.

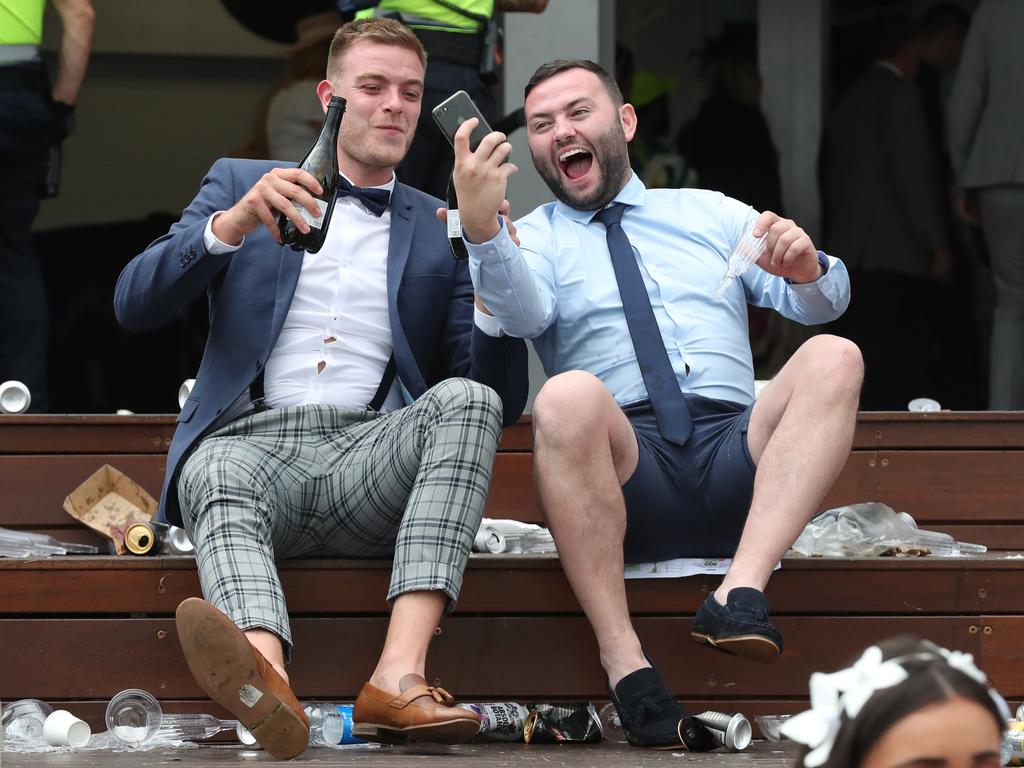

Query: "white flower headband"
<box><xmin>779</xmin><ymin>642</ymin><xmax>1010</xmax><ymax>768</ymax></box>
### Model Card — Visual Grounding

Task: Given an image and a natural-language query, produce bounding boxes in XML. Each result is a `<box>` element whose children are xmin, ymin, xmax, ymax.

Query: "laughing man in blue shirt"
<box><xmin>450</xmin><ymin>59</ymin><xmax>860</xmax><ymax>750</ymax></box>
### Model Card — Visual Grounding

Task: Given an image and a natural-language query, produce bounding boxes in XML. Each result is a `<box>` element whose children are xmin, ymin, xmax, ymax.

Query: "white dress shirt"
<box><xmin>203</xmin><ymin>173</ymin><xmax>499</xmax><ymax>419</ymax></box>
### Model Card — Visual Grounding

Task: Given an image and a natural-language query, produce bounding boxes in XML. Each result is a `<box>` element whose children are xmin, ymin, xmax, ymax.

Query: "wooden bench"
<box><xmin>2</xmin><ymin>413</ymin><xmax>1024</xmax><ymax>732</ymax></box>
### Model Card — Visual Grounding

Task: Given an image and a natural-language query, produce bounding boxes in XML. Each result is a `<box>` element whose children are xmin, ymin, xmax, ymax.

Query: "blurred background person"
<box><xmin>241</xmin><ymin>10</ymin><xmax>340</xmax><ymax>161</ymax></box>
<box><xmin>678</xmin><ymin>28</ymin><xmax>782</xmax><ymax>215</ymax></box>
<box><xmin>357</xmin><ymin>0</ymin><xmax>548</xmax><ymax>199</ymax></box>
<box><xmin>949</xmin><ymin>0</ymin><xmax>1024</xmax><ymax>410</ymax></box>
<box><xmin>0</xmin><ymin>0</ymin><xmax>94</xmax><ymax>412</ymax></box>
<box><xmin>677</xmin><ymin>29</ymin><xmax>793</xmax><ymax>379</ymax></box>
<box><xmin>824</xmin><ymin>12</ymin><xmax>952</xmax><ymax>411</ymax></box>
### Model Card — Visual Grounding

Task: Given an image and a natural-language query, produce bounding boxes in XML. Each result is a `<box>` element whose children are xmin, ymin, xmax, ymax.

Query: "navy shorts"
<box><xmin>621</xmin><ymin>394</ymin><xmax>757</xmax><ymax>563</ymax></box>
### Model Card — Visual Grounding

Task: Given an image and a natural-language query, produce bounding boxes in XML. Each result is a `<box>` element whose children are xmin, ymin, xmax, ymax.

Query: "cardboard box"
<box><xmin>63</xmin><ymin>465</ymin><xmax>157</xmax><ymax>554</ymax></box>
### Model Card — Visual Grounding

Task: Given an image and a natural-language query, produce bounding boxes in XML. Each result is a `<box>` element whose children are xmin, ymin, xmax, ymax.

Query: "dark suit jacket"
<box><xmin>949</xmin><ymin>0</ymin><xmax>1024</xmax><ymax>189</ymax></box>
<box><xmin>114</xmin><ymin>158</ymin><xmax>528</xmax><ymax>526</ymax></box>
<box><xmin>825</xmin><ymin>64</ymin><xmax>947</xmax><ymax>278</ymax></box>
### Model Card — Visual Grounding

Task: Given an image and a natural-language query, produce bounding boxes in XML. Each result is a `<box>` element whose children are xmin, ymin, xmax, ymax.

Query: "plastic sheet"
<box><xmin>791</xmin><ymin>503</ymin><xmax>987</xmax><ymax>557</ymax></box>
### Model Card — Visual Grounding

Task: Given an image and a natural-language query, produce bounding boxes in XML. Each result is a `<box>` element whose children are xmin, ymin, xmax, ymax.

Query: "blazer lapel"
<box><xmin>386</xmin><ymin>184</ymin><xmax>426</xmax><ymax>396</ymax></box>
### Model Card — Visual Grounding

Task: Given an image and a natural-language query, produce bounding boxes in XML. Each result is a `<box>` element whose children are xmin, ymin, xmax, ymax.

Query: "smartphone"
<box><xmin>432</xmin><ymin>90</ymin><xmax>498</xmax><ymax>154</ymax></box>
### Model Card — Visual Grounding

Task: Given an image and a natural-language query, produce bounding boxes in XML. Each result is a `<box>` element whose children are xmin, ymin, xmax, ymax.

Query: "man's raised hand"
<box><xmin>452</xmin><ymin>117</ymin><xmax>517</xmax><ymax>244</ymax></box>
<box><xmin>753</xmin><ymin>211</ymin><xmax>823</xmax><ymax>284</ymax></box>
<box><xmin>213</xmin><ymin>167</ymin><xmax>324</xmax><ymax>246</ymax></box>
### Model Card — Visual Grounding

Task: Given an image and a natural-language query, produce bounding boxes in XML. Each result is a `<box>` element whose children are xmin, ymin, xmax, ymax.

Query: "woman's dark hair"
<box><xmin>807</xmin><ymin>636</ymin><xmax>1004</xmax><ymax>768</ymax></box>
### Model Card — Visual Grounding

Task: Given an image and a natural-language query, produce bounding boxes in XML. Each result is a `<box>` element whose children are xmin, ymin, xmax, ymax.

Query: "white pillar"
<box><xmin>758</xmin><ymin>0</ymin><xmax>827</xmax><ymax>239</ymax></box>
<box><xmin>501</xmin><ymin>0</ymin><xmax>615</xmax><ymax>409</ymax></box>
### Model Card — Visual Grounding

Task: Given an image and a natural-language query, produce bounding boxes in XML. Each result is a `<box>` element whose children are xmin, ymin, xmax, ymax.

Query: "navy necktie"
<box><xmin>338</xmin><ymin>176</ymin><xmax>391</xmax><ymax>217</ymax></box>
<box><xmin>596</xmin><ymin>203</ymin><xmax>693</xmax><ymax>445</ymax></box>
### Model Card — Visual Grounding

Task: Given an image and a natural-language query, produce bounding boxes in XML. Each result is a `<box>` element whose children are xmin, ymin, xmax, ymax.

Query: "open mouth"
<box><xmin>558</xmin><ymin>147</ymin><xmax>593</xmax><ymax>181</ymax></box>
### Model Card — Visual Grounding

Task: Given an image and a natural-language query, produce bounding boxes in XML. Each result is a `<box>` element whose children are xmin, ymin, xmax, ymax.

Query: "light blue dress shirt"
<box><xmin>467</xmin><ymin>173</ymin><xmax>851</xmax><ymax>406</ymax></box>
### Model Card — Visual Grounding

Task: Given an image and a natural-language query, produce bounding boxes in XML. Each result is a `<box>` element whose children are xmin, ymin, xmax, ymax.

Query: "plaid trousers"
<box><xmin>177</xmin><ymin>378</ymin><xmax>502</xmax><ymax>660</ymax></box>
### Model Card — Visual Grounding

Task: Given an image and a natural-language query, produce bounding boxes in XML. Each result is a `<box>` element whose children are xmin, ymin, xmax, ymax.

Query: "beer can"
<box><xmin>124</xmin><ymin>521</ymin><xmax>167</xmax><ymax>556</ymax></box>
<box><xmin>457</xmin><ymin>702</ymin><xmax>528</xmax><ymax>741</ymax></box>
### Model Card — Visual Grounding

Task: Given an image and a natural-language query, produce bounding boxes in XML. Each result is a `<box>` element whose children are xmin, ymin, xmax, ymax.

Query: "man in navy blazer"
<box><xmin>114</xmin><ymin>18</ymin><xmax>526</xmax><ymax>758</ymax></box>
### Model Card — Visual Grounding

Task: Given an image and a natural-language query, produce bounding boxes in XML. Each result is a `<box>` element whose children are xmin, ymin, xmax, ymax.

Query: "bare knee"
<box><xmin>533</xmin><ymin>371</ymin><xmax>618</xmax><ymax>451</ymax></box>
<box><xmin>799</xmin><ymin>335</ymin><xmax>863</xmax><ymax>400</ymax></box>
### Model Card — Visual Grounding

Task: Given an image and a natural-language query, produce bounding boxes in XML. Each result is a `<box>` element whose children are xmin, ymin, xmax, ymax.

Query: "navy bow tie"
<box><xmin>338</xmin><ymin>176</ymin><xmax>391</xmax><ymax>217</ymax></box>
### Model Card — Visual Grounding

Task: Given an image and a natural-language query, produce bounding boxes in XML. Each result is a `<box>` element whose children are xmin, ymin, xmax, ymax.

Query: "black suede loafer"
<box><xmin>608</xmin><ymin>666</ymin><xmax>717</xmax><ymax>750</ymax></box>
<box><xmin>690</xmin><ymin>587</ymin><xmax>783</xmax><ymax>662</ymax></box>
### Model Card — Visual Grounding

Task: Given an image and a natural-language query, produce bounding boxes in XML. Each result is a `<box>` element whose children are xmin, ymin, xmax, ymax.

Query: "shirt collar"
<box><xmin>340</xmin><ymin>172</ymin><xmax>396</xmax><ymax>193</ymax></box>
<box><xmin>554</xmin><ymin>171</ymin><xmax>647</xmax><ymax>224</ymax></box>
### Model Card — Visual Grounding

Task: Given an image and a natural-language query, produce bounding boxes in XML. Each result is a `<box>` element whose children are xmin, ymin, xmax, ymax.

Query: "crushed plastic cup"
<box><xmin>754</xmin><ymin>714</ymin><xmax>791</xmax><ymax>742</ymax></box>
<box><xmin>43</xmin><ymin>710</ymin><xmax>91</xmax><ymax>747</ymax></box>
<box><xmin>106</xmin><ymin>688</ymin><xmax>162</xmax><ymax>745</ymax></box>
<box><xmin>908</xmin><ymin>398</ymin><xmax>941</xmax><ymax>412</ymax></box>
<box><xmin>715</xmin><ymin>218</ymin><xmax>767</xmax><ymax>298</ymax></box>
<box><xmin>2</xmin><ymin>699</ymin><xmax>54</xmax><ymax>742</ymax></box>
<box><xmin>597</xmin><ymin>702</ymin><xmax>626</xmax><ymax>743</ymax></box>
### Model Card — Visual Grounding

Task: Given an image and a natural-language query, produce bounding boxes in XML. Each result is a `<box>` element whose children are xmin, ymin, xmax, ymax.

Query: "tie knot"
<box><xmin>339</xmin><ymin>176</ymin><xmax>391</xmax><ymax>217</ymax></box>
<box><xmin>595</xmin><ymin>202</ymin><xmax>627</xmax><ymax>228</ymax></box>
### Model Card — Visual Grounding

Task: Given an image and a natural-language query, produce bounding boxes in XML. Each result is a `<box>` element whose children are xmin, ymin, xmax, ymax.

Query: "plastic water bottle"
<box><xmin>305</xmin><ymin>703</ymin><xmax>365</xmax><ymax>746</ymax></box>
<box><xmin>1001</xmin><ymin>727</ymin><xmax>1024</xmax><ymax>765</ymax></box>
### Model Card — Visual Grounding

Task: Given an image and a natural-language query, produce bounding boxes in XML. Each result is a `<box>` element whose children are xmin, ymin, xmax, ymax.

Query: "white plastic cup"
<box><xmin>0</xmin><ymin>380</ymin><xmax>31</xmax><ymax>414</ymax></box>
<box><xmin>178</xmin><ymin>379</ymin><xmax>196</xmax><ymax>410</ymax></box>
<box><xmin>908</xmin><ymin>397</ymin><xmax>941</xmax><ymax>412</ymax></box>
<box><xmin>42</xmin><ymin>709</ymin><xmax>91</xmax><ymax>747</ymax></box>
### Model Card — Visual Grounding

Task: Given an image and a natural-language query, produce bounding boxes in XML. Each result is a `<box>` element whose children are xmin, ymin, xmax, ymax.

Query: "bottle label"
<box><xmin>295</xmin><ymin>197</ymin><xmax>328</xmax><ymax>230</ymax></box>
<box><xmin>447</xmin><ymin>208</ymin><xmax>462</xmax><ymax>240</ymax></box>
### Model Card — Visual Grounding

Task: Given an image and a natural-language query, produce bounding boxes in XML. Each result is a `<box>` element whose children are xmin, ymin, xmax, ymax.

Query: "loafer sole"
<box><xmin>175</xmin><ymin>598</ymin><xmax>308</xmax><ymax>759</ymax></box>
<box><xmin>352</xmin><ymin>717</ymin><xmax>481</xmax><ymax>744</ymax></box>
<box><xmin>690</xmin><ymin>630</ymin><xmax>781</xmax><ymax>663</ymax></box>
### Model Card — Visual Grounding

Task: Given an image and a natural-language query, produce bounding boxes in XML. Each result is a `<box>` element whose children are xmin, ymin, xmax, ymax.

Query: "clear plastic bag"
<box><xmin>0</xmin><ymin>527</ymin><xmax>99</xmax><ymax>558</ymax></box>
<box><xmin>791</xmin><ymin>502</ymin><xmax>986</xmax><ymax>557</ymax></box>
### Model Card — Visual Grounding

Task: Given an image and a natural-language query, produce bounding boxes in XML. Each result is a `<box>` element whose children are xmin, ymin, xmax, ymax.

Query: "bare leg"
<box><xmin>532</xmin><ymin>371</ymin><xmax>643</xmax><ymax>688</ymax></box>
<box><xmin>246</xmin><ymin>629</ymin><xmax>289</xmax><ymax>683</ymax></box>
<box><xmin>715</xmin><ymin>335</ymin><xmax>863</xmax><ymax>603</ymax></box>
<box><xmin>368</xmin><ymin>590</ymin><xmax>447</xmax><ymax>692</ymax></box>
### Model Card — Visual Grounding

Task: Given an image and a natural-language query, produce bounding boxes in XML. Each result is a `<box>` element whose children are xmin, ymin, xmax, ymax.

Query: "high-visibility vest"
<box><xmin>0</xmin><ymin>0</ymin><xmax>45</xmax><ymax>45</ymax></box>
<box><xmin>357</xmin><ymin>0</ymin><xmax>494</xmax><ymax>34</ymax></box>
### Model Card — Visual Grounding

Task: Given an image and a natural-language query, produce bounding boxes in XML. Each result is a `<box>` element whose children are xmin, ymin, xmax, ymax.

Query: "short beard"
<box><xmin>533</xmin><ymin>122</ymin><xmax>632</xmax><ymax>211</ymax></box>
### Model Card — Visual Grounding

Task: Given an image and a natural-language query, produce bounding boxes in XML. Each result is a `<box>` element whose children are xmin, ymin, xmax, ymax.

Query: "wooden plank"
<box><xmin>5</xmin><ymin>412</ymin><xmax>1024</xmax><ymax>453</ymax></box>
<box><xmin>5</xmin><ymin>554</ymin><xmax>1024</xmax><ymax>615</ymax></box>
<box><xmin>822</xmin><ymin>451</ymin><xmax>1024</xmax><ymax>521</ymax></box>
<box><xmin>0</xmin><ymin>738</ymin><xmax>805</xmax><ymax>766</ymax></box>
<box><xmin>0</xmin><ymin>455</ymin><xmax>167</xmax><ymax>524</ymax></box>
<box><xmin>0</xmin><ymin>453</ymin><xmax>536</xmax><ymax>527</ymax></box>
<box><xmin>0</xmin><ymin>616</ymin><xmax>979</xmax><ymax>700</ymax></box>
<box><xmin>979</xmin><ymin>616</ymin><xmax>1024</xmax><ymax>697</ymax></box>
<box><xmin>853</xmin><ymin>413</ymin><xmax>1024</xmax><ymax>449</ymax></box>
<box><xmin>0</xmin><ymin>416</ymin><xmax>176</xmax><ymax>454</ymax></box>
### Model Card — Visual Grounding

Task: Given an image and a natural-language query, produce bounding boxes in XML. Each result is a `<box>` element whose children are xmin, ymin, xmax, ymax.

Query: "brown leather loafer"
<box><xmin>352</xmin><ymin>674</ymin><xmax>481</xmax><ymax>744</ymax></box>
<box><xmin>175</xmin><ymin>597</ymin><xmax>309</xmax><ymax>759</ymax></box>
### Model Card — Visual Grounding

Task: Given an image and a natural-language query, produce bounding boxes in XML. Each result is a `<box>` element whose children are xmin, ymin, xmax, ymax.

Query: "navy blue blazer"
<box><xmin>114</xmin><ymin>158</ymin><xmax>528</xmax><ymax>526</ymax></box>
